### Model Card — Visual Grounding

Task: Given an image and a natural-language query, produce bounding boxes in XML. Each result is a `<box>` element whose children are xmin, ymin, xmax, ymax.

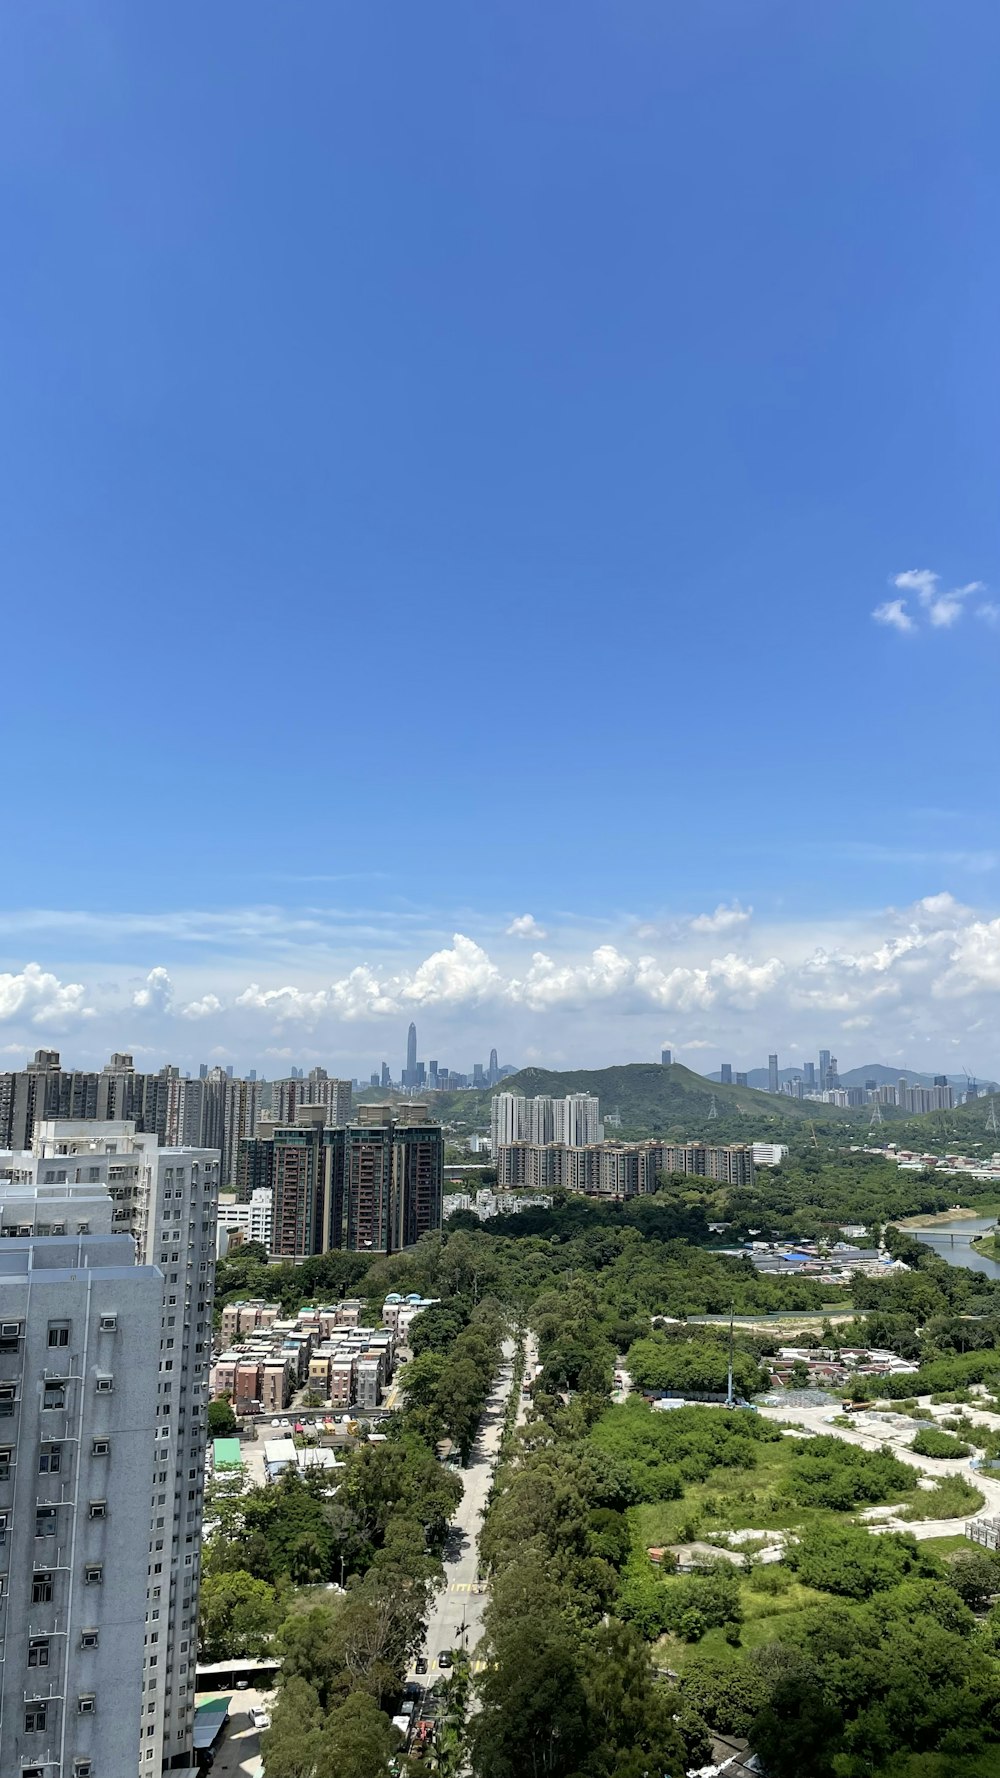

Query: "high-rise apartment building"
<box><xmin>720</xmin><ymin>1063</ymin><xmax>733</xmax><ymax>1085</ymax></box>
<box><xmin>735</xmin><ymin>1072</ymin><xmax>748</xmax><ymax>1087</ymax></box>
<box><xmin>267</xmin><ymin>1106</ymin><xmax>442</xmax><ymax>1259</ymax></box>
<box><xmin>491</xmin><ymin>1092</ymin><xmax>603</xmax><ymax>1156</ymax></box>
<box><xmin>0</xmin><ymin>1121</ymin><xmax>219</xmax><ymax>1773</ymax></box>
<box><xmin>271</xmin><ymin>1072</ymin><xmax>351</xmax><ymax>1129</ymax></box>
<box><xmin>661</xmin><ymin>1047</ymin><xmax>672</xmax><ymax>1066</ymax></box>
<box><xmin>768</xmin><ymin>1054</ymin><xmax>779</xmax><ymax>1094</ymax></box>
<box><xmin>0</xmin><ymin>1205</ymin><xmax>163</xmax><ymax>1776</ymax></box>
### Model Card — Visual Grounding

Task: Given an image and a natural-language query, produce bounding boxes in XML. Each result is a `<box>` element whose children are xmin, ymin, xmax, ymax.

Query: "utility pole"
<box><xmin>726</xmin><ymin>1301</ymin><xmax>735</xmax><ymax>1409</ymax></box>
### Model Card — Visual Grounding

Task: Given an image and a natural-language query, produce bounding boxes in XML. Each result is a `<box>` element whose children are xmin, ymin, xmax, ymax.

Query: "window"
<box><xmin>88</xmin><ymin>1500</ymin><xmax>107</xmax><ymax>1520</ymax></box>
<box><xmin>28</xmin><ymin>1636</ymin><xmax>50</xmax><ymax>1667</ymax></box>
<box><xmin>0</xmin><ymin>1382</ymin><xmax>16</xmax><ymax>1416</ymax></box>
<box><xmin>35</xmin><ymin>1506</ymin><xmax>57</xmax><ymax>1537</ymax></box>
<box><xmin>75</xmin><ymin>1763</ymin><xmax>94</xmax><ymax>1778</ymax></box>
<box><xmin>0</xmin><ymin>1328</ymin><xmax>19</xmax><ymax>1353</ymax></box>
<box><xmin>84</xmin><ymin>1564</ymin><xmax>102</xmax><ymax>1585</ymax></box>
<box><xmin>31</xmin><ymin>1572</ymin><xmax>53</xmax><ymax>1604</ymax></box>
<box><xmin>0</xmin><ymin>1446</ymin><xmax>10</xmax><ymax>1478</ymax></box>
<box><xmin>77</xmin><ymin>1221</ymin><xmax>90</xmax><ymax>1235</ymax></box>
<box><xmin>78</xmin><ymin>1693</ymin><xmax>96</xmax><ymax>1714</ymax></box>
<box><xmin>99</xmin><ymin>1314</ymin><xmax>117</xmax><ymax>1332</ymax></box>
<box><xmin>23</xmin><ymin>1766</ymin><xmax>44</xmax><ymax>1778</ymax></box>
<box><xmin>42</xmin><ymin>1384</ymin><xmax>65</xmax><ymax>1411</ymax></box>
<box><xmin>95</xmin><ymin>1376</ymin><xmax>113</xmax><ymax>1394</ymax></box>
<box><xmin>38</xmin><ymin>1443</ymin><xmax>62</xmax><ymax>1473</ymax></box>
<box><xmin>91</xmin><ymin>1437</ymin><xmax>110</xmax><ymax>1457</ymax></box>
<box><xmin>80</xmin><ymin>1628</ymin><xmax>99</xmax><ymax>1649</ymax></box>
<box><xmin>0</xmin><ymin>1510</ymin><xmax>7</xmax><ymax>1546</ymax></box>
<box><xmin>24</xmin><ymin>1704</ymin><xmax>47</xmax><ymax>1732</ymax></box>
<box><xmin>48</xmin><ymin>1323</ymin><xmax>70</xmax><ymax>1347</ymax></box>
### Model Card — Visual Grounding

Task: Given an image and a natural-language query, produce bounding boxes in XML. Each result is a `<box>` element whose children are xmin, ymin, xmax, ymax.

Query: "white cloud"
<box><xmin>5</xmin><ymin>895</ymin><xmax>1000</xmax><ymax>1075</ymax></box>
<box><xmin>0</xmin><ymin>964</ymin><xmax>92</xmax><ymax>1026</ymax></box>
<box><xmin>506</xmin><ymin>914</ymin><xmax>548</xmax><ymax>940</ymax></box>
<box><xmin>401</xmin><ymin>935</ymin><xmax>503</xmax><ymax>1007</ymax></box>
<box><xmin>180</xmin><ymin>994</ymin><xmax>223</xmax><ymax>1020</ymax></box>
<box><xmin>877</xmin><ymin>570</ymin><xmax>992</xmax><ymax>635</ymax></box>
<box><xmin>690</xmin><ymin>902</ymin><xmax>752</xmax><ymax>934</ymax></box>
<box><xmin>132</xmin><ymin>967</ymin><xmax>173</xmax><ymax>1013</ymax></box>
<box><xmin>894</xmin><ymin>569</ymin><xmax>940</xmax><ymax>602</ymax></box>
<box><xmin>872</xmin><ymin>597</ymin><xmax>915</xmax><ymax>634</ymax></box>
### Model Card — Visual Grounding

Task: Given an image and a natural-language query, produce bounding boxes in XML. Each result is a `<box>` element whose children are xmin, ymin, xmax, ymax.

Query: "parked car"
<box><xmin>438</xmin><ymin>1651</ymin><xmax>453</xmax><ymax>1671</ymax></box>
<box><xmin>415</xmin><ymin>1655</ymin><xmax>428</xmax><ymax>1674</ymax></box>
<box><xmin>249</xmin><ymin>1708</ymin><xmax>271</xmax><ymax>1729</ymax></box>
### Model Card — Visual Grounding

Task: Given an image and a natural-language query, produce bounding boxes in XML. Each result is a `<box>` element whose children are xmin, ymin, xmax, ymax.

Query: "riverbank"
<box><xmin>897</xmin><ymin>1206</ymin><xmax>989</xmax><ymax>1228</ymax></box>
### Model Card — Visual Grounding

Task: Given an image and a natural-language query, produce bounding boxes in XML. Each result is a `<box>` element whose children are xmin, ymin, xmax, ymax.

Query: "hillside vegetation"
<box><xmin>499</xmin><ymin>1062</ymin><xmax>844</xmax><ymax>1138</ymax></box>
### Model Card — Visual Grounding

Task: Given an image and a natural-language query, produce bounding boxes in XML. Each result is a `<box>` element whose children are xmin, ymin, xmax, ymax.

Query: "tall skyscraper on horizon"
<box><xmin>720</xmin><ymin>1063</ymin><xmax>733</xmax><ymax>1085</ymax></box>
<box><xmin>768</xmin><ymin>1054</ymin><xmax>779</xmax><ymax>1094</ymax></box>
<box><xmin>488</xmin><ymin>1048</ymin><xmax>499</xmax><ymax>1086</ymax></box>
<box><xmin>403</xmin><ymin>1022</ymin><xmax>418</xmax><ymax>1088</ymax></box>
<box><xmin>819</xmin><ymin>1049</ymin><xmax>831</xmax><ymax>1092</ymax></box>
<box><xmin>661</xmin><ymin>1047</ymin><xmax>672</xmax><ymax>1066</ymax></box>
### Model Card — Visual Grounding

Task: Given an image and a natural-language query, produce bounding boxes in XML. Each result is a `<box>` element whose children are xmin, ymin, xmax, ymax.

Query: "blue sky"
<box><xmin>1</xmin><ymin>2</ymin><xmax>999</xmax><ymax>1077</ymax></box>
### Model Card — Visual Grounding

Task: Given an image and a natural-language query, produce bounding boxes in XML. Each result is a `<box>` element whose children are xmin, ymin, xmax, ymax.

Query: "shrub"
<box><xmin>786</xmin><ymin>1523</ymin><xmax>936</xmax><ymax>1599</ymax></box>
<box><xmin>911</xmin><ymin>1427</ymin><xmax>972</xmax><ymax>1460</ymax></box>
<box><xmin>784</xmin><ymin>1437</ymin><xmax>913</xmax><ymax>1511</ymax></box>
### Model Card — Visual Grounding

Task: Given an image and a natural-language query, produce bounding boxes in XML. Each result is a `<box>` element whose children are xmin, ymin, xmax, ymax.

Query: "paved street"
<box><xmin>208</xmin><ymin>1690</ymin><xmax>272</xmax><ymax>1778</ymax></box>
<box><xmin>415</xmin><ymin>1333</ymin><xmax>535</xmax><ymax>1679</ymax></box>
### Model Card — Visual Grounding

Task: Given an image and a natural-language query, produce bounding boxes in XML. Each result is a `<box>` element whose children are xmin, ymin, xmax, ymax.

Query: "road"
<box><xmin>415</xmin><ymin>1333</ymin><xmax>536</xmax><ymax>1680</ymax></box>
<box><xmin>210</xmin><ymin>1690</ymin><xmax>271</xmax><ymax>1778</ymax></box>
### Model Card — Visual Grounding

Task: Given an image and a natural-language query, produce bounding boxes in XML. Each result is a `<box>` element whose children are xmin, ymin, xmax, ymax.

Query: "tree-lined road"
<box><xmin>415</xmin><ymin>1335</ymin><xmax>536</xmax><ymax>1678</ymax></box>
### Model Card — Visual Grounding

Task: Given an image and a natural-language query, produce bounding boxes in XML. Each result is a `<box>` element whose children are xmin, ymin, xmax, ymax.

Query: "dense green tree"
<box><xmin>207</xmin><ymin>1397</ymin><xmax>239</xmax><ymax>1437</ymax></box>
<box><xmin>198</xmin><ymin>1568</ymin><xmax>282</xmax><ymax>1659</ymax></box>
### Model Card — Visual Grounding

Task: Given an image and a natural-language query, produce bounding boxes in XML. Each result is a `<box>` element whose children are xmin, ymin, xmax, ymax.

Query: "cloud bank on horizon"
<box><xmin>0</xmin><ymin>892</ymin><xmax>997</xmax><ymax>1076</ymax></box>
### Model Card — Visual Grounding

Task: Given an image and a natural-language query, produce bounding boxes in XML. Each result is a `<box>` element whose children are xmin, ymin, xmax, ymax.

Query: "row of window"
<box><xmin>23</xmin><ymin>1764</ymin><xmax>91</xmax><ymax>1778</ymax></box>
<box><xmin>25</xmin><ymin>1696</ymin><xmax>97</xmax><ymax>1728</ymax></box>
<box><xmin>22</xmin><ymin>1563</ymin><xmax>104</xmax><ymax>1600</ymax></box>
<box><xmin>28</xmin><ymin>1628</ymin><xmax>100</xmax><ymax>1663</ymax></box>
<box><xmin>0</xmin><ymin>1315</ymin><xmax>118</xmax><ymax>1348</ymax></box>
<box><xmin>0</xmin><ymin>1437</ymin><xmax>110</xmax><ymax>1477</ymax></box>
<box><xmin>34</xmin><ymin>1499</ymin><xmax>108</xmax><ymax>1532</ymax></box>
<box><xmin>0</xmin><ymin>1377</ymin><xmax>115</xmax><ymax>1415</ymax></box>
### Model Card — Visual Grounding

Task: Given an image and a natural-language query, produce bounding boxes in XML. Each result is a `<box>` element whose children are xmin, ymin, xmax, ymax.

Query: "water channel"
<box><xmin>906</xmin><ymin>1214</ymin><xmax>1000</xmax><ymax>1280</ymax></box>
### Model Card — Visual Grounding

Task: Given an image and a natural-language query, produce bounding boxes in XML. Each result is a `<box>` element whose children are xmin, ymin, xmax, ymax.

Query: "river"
<box><xmin>906</xmin><ymin>1214</ymin><xmax>1000</xmax><ymax>1280</ymax></box>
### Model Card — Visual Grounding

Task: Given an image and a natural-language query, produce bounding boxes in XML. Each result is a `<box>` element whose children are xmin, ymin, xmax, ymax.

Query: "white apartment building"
<box><xmin>1</xmin><ymin>1123</ymin><xmax>219</xmax><ymax>1775</ymax></box>
<box><xmin>216</xmin><ymin>1187</ymin><xmax>273</xmax><ymax>1252</ymax></box>
<box><xmin>491</xmin><ymin>1092</ymin><xmax>603</xmax><ymax>1156</ymax></box>
<box><xmin>0</xmin><ymin>1220</ymin><xmax>162</xmax><ymax>1777</ymax></box>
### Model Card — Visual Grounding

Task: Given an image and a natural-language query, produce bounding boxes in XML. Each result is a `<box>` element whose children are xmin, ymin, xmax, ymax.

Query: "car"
<box><xmin>415</xmin><ymin>1655</ymin><xmax>428</xmax><ymax>1674</ymax></box>
<box><xmin>438</xmin><ymin>1651</ymin><xmax>453</xmax><ymax>1671</ymax></box>
<box><xmin>279</xmin><ymin>1417</ymin><xmax>291</xmax><ymax>1427</ymax></box>
<box><xmin>249</xmin><ymin>1708</ymin><xmax>271</xmax><ymax>1729</ymax></box>
<box><xmin>402</xmin><ymin>1682</ymin><xmax>423</xmax><ymax>1701</ymax></box>
<box><xmin>270</xmin><ymin>1417</ymin><xmax>281</xmax><ymax>1426</ymax></box>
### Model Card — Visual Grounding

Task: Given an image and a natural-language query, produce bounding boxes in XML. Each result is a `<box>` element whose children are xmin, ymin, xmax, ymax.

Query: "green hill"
<box><xmin>496</xmin><ymin>1061</ymin><xmax>848</xmax><ymax>1139</ymax></box>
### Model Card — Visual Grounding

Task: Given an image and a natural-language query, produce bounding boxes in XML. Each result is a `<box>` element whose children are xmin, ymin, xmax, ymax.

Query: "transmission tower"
<box><xmin>989</xmin><ymin>1097</ymin><xmax>999</xmax><ymax>1140</ymax></box>
<box><xmin>708</xmin><ymin>1094</ymin><xmax>718</xmax><ymax>1120</ymax></box>
<box><xmin>869</xmin><ymin>1100</ymin><xmax>883</xmax><ymax>1131</ymax></box>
